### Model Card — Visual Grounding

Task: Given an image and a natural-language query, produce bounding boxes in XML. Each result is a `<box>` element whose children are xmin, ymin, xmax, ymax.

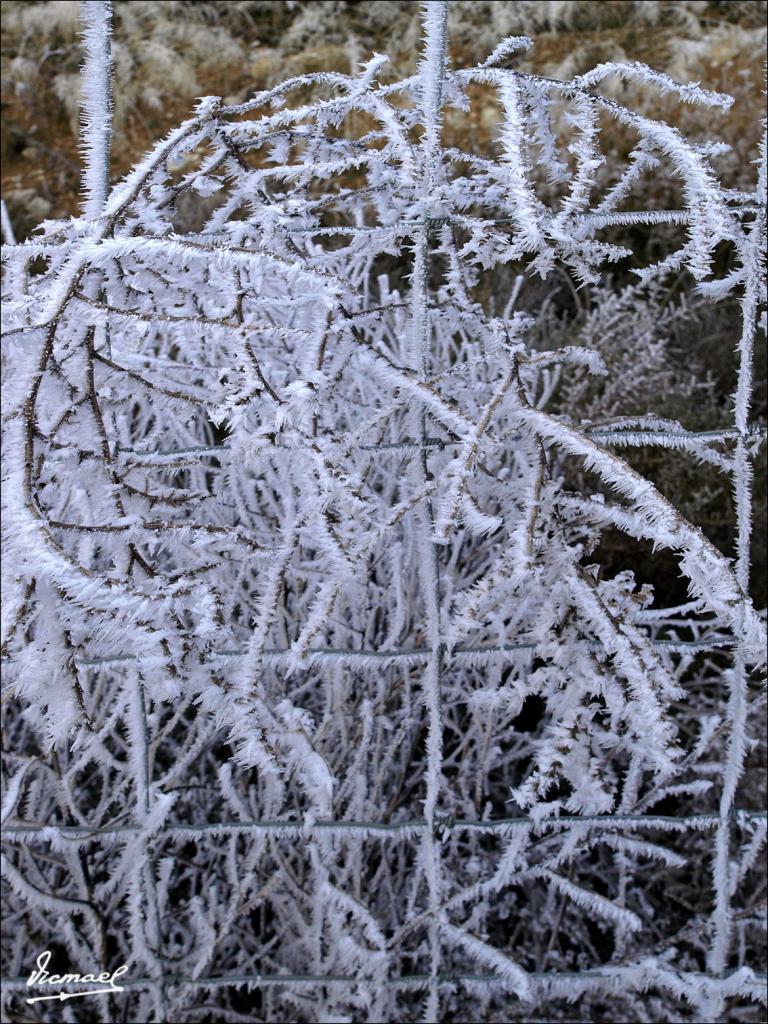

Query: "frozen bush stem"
<box><xmin>79</xmin><ymin>1</ymin><xmax>113</xmax><ymax>221</ymax></box>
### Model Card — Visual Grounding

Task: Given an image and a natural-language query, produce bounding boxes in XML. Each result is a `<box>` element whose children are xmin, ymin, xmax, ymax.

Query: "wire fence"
<box><xmin>1</xmin><ymin>1</ymin><xmax>766</xmax><ymax>1020</ymax></box>
<box><xmin>3</xmin><ymin>406</ymin><xmax>765</xmax><ymax>1020</ymax></box>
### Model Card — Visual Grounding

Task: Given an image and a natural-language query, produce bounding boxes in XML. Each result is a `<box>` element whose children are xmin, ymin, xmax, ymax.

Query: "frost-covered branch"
<box><xmin>2</xmin><ymin>2</ymin><xmax>765</xmax><ymax>1020</ymax></box>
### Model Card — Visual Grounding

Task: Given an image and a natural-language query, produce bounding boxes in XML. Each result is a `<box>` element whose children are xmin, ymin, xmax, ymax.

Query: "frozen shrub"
<box><xmin>1</xmin><ymin>2</ymin><xmax>765</xmax><ymax>1021</ymax></box>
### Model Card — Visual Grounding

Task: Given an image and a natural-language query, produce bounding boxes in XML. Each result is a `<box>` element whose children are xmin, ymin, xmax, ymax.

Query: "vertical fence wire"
<box><xmin>708</xmin><ymin>169</ymin><xmax>766</xmax><ymax>979</ymax></box>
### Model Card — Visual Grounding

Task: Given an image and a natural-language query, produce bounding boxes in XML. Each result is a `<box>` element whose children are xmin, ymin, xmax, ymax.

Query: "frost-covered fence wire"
<box><xmin>1</xmin><ymin>1</ymin><xmax>766</xmax><ymax>1021</ymax></box>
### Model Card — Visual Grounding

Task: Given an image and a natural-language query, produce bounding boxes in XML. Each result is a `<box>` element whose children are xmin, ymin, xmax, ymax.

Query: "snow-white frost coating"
<box><xmin>1</xmin><ymin>1</ymin><xmax>765</xmax><ymax>1022</ymax></box>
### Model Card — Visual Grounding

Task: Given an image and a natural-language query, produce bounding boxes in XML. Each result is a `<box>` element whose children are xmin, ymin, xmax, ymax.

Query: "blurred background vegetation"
<box><xmin>3</xmin><ymin>2</ymin><xmax>765</xmax><ymax>231</ymax></box>
<box><xmin>2</xmin><ymin>0</ymin><xmax>766</xmax><ymax>607</ymax></box>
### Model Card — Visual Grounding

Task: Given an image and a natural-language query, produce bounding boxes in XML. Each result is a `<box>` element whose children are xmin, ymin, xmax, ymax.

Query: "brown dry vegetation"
<box><xmin>1</xmin><ymin>1</ymin><xmax>766</xmax><ymax>235</ymax></box>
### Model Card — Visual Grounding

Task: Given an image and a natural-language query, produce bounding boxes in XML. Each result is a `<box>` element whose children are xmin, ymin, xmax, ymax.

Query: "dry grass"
<box><xmin>1</xmin><ymin>1</ymin><xmax>765</xmax><ymax>234</ymax></box>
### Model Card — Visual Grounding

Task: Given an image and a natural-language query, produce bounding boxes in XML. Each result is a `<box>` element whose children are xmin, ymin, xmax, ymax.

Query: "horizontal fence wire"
<box><xmin>7</xmin><ymin>199</ymin><xmax>753</xmax><ymax>257</ymax></box>
<box><xmin>113</xmin><ymin>425</ymin><xmax>767</xmax><ymax>462</ymax></box>
<box><xmin>55</xmin><ymin>636</ymin><xmax>736</xmax><ymax>669</ymax></box>
<box><xmin>3</xmin><ymin>810</ymin><xmax>766</xmax><ymax>840</ymax></box>
<box><xmin>3</xmin><ymin>967</ymin><xmax>766</xmax><ymax>994</ymax></box>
